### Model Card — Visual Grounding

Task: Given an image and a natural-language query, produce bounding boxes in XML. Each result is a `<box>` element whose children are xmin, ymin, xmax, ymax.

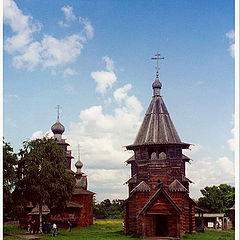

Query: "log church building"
<box><xmin>124</xmin><ymin>54</ymin><xmax>195</xmax><ymax>239</ymax></box>
<box><xmin>19</xmin><ymin>114</ymin><xmax>94</xmax><ymax>229</ymax></box>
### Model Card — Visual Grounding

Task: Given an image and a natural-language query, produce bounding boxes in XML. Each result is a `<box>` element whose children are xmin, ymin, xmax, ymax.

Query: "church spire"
<box><xmin>151</xmin><ymin>52</ymin><xmax>164</xmax><ymax>97</ymax></box>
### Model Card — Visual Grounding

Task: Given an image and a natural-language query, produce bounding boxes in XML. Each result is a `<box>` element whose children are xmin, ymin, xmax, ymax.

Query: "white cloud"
<box><xmin>226</xmin><ymin>29</ymin><xmax>235</xmax><ymax>40</ymax></box>
<box><xmin>79</xmin><ymin>17</ymin><xmax>94</xmax><ymax>40</ymax></box>
<box><xmin>226</xmin><ymin>29</ymin><xmax>235</xmax><ymax>58</ymax></box>
<box><xmin>63</xmin><ymin>68</ymin><xmax>77</xmax><ymax>77</ymax></box>
<box><xmin>58</xmin><ymin>6</ymin><xmax>76</xmax><ymax>27</ymax></box>
<box><xmin>31</xmin><ymin>129</ymin><xmax>54</xmax><ymax>140</ymax></box>
<box><xmin>103</xmin><ymin>56</ymin><xmax>114</xmax><ymax>72</ymax></box>
<box><xmin>91</xmin><ymin>56</ymin><xmax>117</xmax><ymax>94</ymax></box>
<box><xmin>4</xmin><ymin>0</ymin><xmax>41</xmax><ymax>53</ymax></box>
<box><xmin>61</xmin><ymin>6</ymin><xmax>76</xmax><ymax>22</ymax></box>
<box><xmin>114</xmin><ymin>84</ymin><xmax>132</xmax><ymax>103</ymax></box>
<box><xmin>183</xmin><ymin>144</ymin><xmax>202</xmax><ymax>156</ymax></box>
<box><xmin>4</xmin><ymin>0</ymin><xmax>94</xmax><ymax>70</ymax></box>
<box><xmin>85</xmin><ymin>169</ymin><xmax>129</xmax><ymax>201</ymax></box>
<box><xmin>227</xmin><ymin>127</ymin><xmax>236</xmax><ymax>152</ymax></box>
<box><xmin>227</xmin><ymin>114</ymin><xmax>235</xmax><ymax>151</ymax></box>
<box><xmin>188</xmin><ymin>156</ymin><xmax>235</xmax><ymax>199</ymax></box>
<box><xmin>31</xmin><ymin>130</ymin><xmax>43</xmax><ymax>139</ymax></box>
<box><xmin>217</xmin><ymin>157</ymin><xmax>234</xmax><ymax>176</ymax></box>
<box><xmin>65</xmin><ymin>80</ymin><xmax>143</xmax><ymax>201</ymax></box>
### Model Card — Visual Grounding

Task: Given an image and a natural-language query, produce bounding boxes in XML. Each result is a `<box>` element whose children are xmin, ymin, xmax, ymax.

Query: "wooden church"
<box><xmin>19</xmin><ymin>114</ymin><xmax>94</xmax><ymax>229</ymax></box>
<box><xmin>124</xmin><ymin>54</ymin><xmax>195</xmax><ymax>239</ymax></box>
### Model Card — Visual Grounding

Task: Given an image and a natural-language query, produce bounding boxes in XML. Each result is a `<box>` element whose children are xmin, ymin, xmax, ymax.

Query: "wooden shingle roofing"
<box><xmin>126</xmin><ymin>96</ymin><xmax>190</xmax><ymax>149</ymax></box>
<box><xmin>131</xmin><ymin>181</ymin><xmax>151</xmax><ymax>193</ymax></box>
<box><xmin>169</xmin><ymin>179</ymin><xmax>189</xmax><ymax>193</ymax></box>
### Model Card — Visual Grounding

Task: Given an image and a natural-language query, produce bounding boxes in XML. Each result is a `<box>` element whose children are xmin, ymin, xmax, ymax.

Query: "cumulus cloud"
<box><xmin>65</xmin><ymin>81</ymin><xmax>143</xmax><ymax>200</ymax></box>
<box><xmin>4</xmin><ymin>0</ymin><xmax>93</xmax><ymax>70</ymax></box>
<box><xmin>183</xmin><ymin>144</ymin><xmax>202</xmax><ymax>157</ymax></box>
<box><xmin>62</xmin><ymin>6</ymin><xmax>76</xmax><ymax>22</ymax></box>
<box><xmin>227</xmin><ymin>127</ymin><xmax>236</xmax><ymax>152</ymax></box>
<box><xmin>79</xmin><ymin>17</ymin><xmax>94</xmax><ymax>40</ymax></box>
<box><xmin>226</xmin><ymin>29</ymin><xmax>235</xmax><ymax>58</ymax></box>
<box><xmin>85</xmin><ymin>169</ymin><xmax>129</xmax><ymax>201</ymax></box>
<box><xmin>91</xmin><ymin>56</ymin><xmax>117</xmax><ymax>94</ymax></box>
<box><xmin>188</xmin><ymin>156</ymin><xmax>234</xmax><ymax>199</ymax></box>
<box><xmin>31</xmin><ymin>130</ymin><xmax>54</xmax><ymax>140</ymax></box>
<box><xmin>4</xmin><ymin>0</ymin><xmax>41</xmax><ymax>53</ymax></box>
<box><xmin>31</xmin><ymin>130</ymin><xmax>43</xmax><ymax>139</ymax></box>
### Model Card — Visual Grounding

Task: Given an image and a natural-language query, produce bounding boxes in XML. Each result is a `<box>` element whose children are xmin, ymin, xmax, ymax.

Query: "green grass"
<box><xmin>3</xmin><ymin>224</ymin><xmax>235</xmax><ymax>240</ymax></box>
<box><xmin>3</xmin><ymin>224</ymin><xmax>26</xmax><ymax>240</ymax></box>
<box><xmin>182</xmin><ymin>229</ymin><xmax>235</xmax><ymax>240</ymax></box>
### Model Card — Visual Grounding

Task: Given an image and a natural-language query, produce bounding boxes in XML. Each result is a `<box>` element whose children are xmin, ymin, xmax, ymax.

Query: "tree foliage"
<box><xmin>197</xmin><ymin>184</ymin><xmax>235</xmax><ymax>214</ymax></box>
<box><xmin>93</xmin><ymin>198</ymin><xmax>124</xmax><ymax>219</ymax></box>
<box><xmin>3</xmin><ymin>140</ymin><xmax>18</xmax><ymax>221</ymax></box>
<box><xmin>16</xmin><ymin>137</ymin><xmax>75</xmax><ymax>231</ymax></box>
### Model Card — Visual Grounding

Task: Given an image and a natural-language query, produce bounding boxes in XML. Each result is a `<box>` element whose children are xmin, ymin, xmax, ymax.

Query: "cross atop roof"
<box><xmin>151</xmin><ymin>52</ymin><xmax>164</xmax><ymax>72</ymax></box>
<box><xmin>55</xmin><ymin>105</ymin><xmax>62</xmax><ymax>121</ymax></box>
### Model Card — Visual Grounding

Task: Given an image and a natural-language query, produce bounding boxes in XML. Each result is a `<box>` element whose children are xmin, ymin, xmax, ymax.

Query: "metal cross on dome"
<box><xmin>78</xmin><ymin>144</ymin><xmax>81</xmax><ymax>161</ymax></box>
<box><xmin>56</xmin><ymin>105</ymin><xmax>62</xmax><ymax>121</ymax></box>
<box><xmin>151</xmin><ymin>52</ymin><xmax>164</xmax><ymax>72</ymax></box>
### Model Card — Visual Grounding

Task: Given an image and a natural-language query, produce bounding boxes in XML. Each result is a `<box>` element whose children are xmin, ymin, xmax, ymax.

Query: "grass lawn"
<box><xmin>183</xmin><ymin>229</ymin><xmax>235</xmax><ymax>240</ymax></box>
<box><xmin>4</xmin><ymin>223</ymin><xmax>235</xmax><ymax>240</ymax></box>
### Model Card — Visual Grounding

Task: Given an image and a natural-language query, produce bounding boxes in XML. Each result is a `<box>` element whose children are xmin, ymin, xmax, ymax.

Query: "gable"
<box><xmin>139</xmin><ymin>186</ymin><xmax>181</xmax><ymax>215</ymax></box>
<box><xmin>147</xmin><ymin>191</ymin><xmax>179</xmax><ymax>215</ymax></box>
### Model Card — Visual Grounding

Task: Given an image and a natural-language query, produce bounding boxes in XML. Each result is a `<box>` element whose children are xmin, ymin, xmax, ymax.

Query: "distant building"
<box><xmin>124</xmin><ymin>55</ymin><xmax>196</xmax><ymax>239</ymax></box>
<box><xmin>19</xmin><ymin>116</ymin><xmax>94</xmax><ymax>229</ymax></box>
<box><xmin>195</xmin><ymin>213</ymin><xmax>229</xmax><ymax>230</ymax></box>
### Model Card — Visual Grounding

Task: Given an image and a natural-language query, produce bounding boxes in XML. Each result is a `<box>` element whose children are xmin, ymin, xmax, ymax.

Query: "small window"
<box><xmin>151</xmin><ymin>152</ymin><xmax>157</xmax><ymax>160</ymax></box>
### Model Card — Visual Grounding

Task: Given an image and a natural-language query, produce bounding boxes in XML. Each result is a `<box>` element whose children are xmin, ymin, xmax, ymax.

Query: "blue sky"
<box><xmin>4</xmin><ymin>0</ymin><xmax>235</xmax><ymax>201</ymax></box>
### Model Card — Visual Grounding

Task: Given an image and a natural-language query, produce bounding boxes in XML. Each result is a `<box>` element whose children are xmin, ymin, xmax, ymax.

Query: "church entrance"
<box><xmin>155</xmin><ymin>215</ymin><xmax>168</xmax><ymax>237</ymax></box>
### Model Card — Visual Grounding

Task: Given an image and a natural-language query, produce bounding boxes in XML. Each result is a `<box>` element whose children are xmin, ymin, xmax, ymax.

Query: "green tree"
<box><xmin>197</xmin><ymin>184</ymin><xmax>235</xmax><ymax>214</ymax></box>
<box><xmin>16</xmin><ymin>137</ymin><xmax>74</xmax><ymax>233</ymax></box>
<box><xmin>3</xmin><ymin>140</ymin><xmax>18</xmax><ymax>221</ymax></box>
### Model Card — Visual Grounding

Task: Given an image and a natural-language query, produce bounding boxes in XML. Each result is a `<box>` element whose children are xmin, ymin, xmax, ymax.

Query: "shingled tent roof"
<box><xmin>131</xmin><ymin>181</ymin><xmax>151</xmax><ymax>193</ymax></box>
<box><xmin>169</xmin><ymin>179</ymin><xmax>189</xmax><ymax>193</ymax></box>
<box><xmin>126</xmin><ymin>76</ymin><xmax>190</xmax><ymax>149</ymax></box>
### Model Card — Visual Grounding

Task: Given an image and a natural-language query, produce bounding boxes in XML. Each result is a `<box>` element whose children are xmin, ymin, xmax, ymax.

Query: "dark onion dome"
<box><xmin>75</xmin><ymin>159</ymin><xmax>83</xmax><ymax>170</ymax></box>
<box><xmin>51</xmin><ymin>120</ymin><xmax>65</xmax><ymax>135</ymax></box>
<box><xmin>152</xmin><ymin>76</ymin><xmax>162</xmax><ymax>89</ymax></box>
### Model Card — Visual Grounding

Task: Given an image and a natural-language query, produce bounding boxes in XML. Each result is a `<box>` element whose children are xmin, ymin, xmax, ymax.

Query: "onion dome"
<box><xmin>152</xmin><ymin>76</ymin><xmax>162</xmax><ymax>89</ymax></box>
<box><xmin>152</xmin><ymin>72</ymin><xmax>162</xmax><ymax>97</ymax></box>
<box><xmin>75</xmin><ymin>159</ymin><xmax>83</xmax><ymax>170</ymax></box>
<box><xmin>51</xmin><ymin>120</ymin><xmax>65</xmax><ymax>135</ymax></box>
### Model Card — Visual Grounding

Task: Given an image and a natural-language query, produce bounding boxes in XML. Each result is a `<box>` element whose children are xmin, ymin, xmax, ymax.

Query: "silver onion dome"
<box><xmin>51</xmin><ymin>120</ymin><xmax>65</xmax><ymax>135</ymax></box>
